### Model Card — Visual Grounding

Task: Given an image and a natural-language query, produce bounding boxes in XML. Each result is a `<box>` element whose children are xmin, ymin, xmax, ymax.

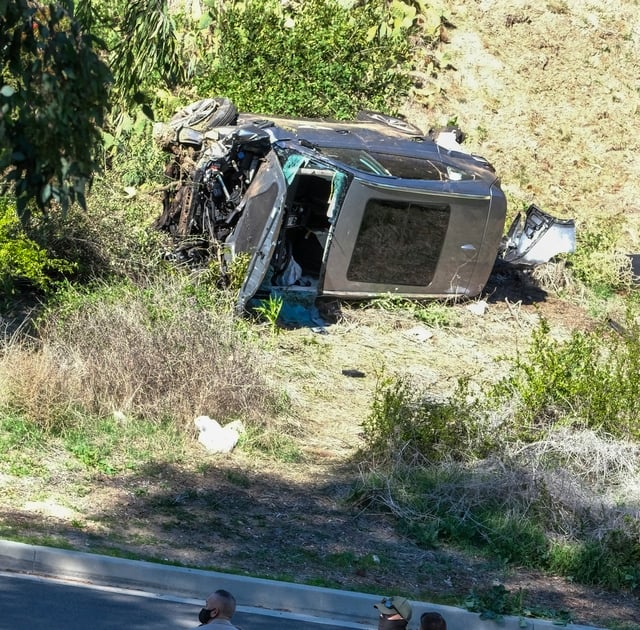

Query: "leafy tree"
<box><xmin>0</xmin><ymin>0</ymin><xmax>112</xmax><ymax>222</ymax></box>
<box><xmin>109</xmin><ymin>0</ymin><xmax>185</xmax><ymax>114</ymax></box>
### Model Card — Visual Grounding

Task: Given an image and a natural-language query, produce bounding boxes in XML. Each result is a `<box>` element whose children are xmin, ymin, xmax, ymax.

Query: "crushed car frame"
<box><xmin>154</xmin><ymin>98</ymin><xmax>575</xmax><ymax>313</ymax></box>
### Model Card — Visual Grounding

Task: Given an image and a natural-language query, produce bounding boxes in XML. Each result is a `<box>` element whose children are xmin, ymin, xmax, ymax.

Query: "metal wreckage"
<box><xmin>153</xmin><ymin>97</ymin><xmax>576</xmax><ymax>322</ymax></box>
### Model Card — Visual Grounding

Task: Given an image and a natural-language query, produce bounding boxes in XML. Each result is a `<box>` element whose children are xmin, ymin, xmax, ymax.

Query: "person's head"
<box><xmin>420</xmin><ymin>611</ymin><xmax>447</xmax><ymax>630</ymax></box>
<box><xmin>374</xmin><ymin>595</ymin><xmax>412</xmax><ymax>630</ymax></box>
<box><xmin>198</xmin><ymin>588</ymin><xmax>237</xmax><ymax>625</ymax></box>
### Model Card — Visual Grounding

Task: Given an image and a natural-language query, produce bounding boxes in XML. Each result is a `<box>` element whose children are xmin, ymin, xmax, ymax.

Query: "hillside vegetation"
<box><xmin>1</xmin><ymin>1</ymin><xmax>640</xmax><ymax>628</ymax></box>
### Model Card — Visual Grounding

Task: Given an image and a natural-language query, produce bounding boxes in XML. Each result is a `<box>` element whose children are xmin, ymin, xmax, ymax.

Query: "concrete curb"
<box><xmin>0</xmin><ymin>540</ymin><xmax>600</xmax><ymax>630</ymax></box>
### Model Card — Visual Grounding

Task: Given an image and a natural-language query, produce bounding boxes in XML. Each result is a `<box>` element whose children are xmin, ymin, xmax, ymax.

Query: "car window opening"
<box><xmin>347</xmin><ymin>200</ymin><xmax>450</xmax><ymax>287</ymax></box>
<box><xmin>268</xmin><ymin>167</ymin><xmax>337</xmax><ymax>292</ymax></box>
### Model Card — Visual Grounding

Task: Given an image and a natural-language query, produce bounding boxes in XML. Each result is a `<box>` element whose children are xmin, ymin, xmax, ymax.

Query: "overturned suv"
<box><xmin>153</xmin><ymin>98</ymin><xmax>575</xmax><ymax>312</ymax></box>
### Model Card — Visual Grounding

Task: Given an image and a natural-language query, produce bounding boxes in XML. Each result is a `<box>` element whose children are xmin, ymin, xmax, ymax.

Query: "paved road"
<box><xmin>0</xmin><ymin>572</ymin><xmax>369</xmax><ymax>630</ymax></box>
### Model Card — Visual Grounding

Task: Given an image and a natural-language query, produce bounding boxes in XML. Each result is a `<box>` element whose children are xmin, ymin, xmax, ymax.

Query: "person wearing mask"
<box><xmin>420</xmin><ymin>611</ymin><xmax>447</xmax><ymax>630</ymax></box>
<box><xmin>374</xmin><ymin>595</ymin><xmax>413</xmax><ymax>630</ymax></box>
<box><xmin>197</xmin><ymin>588</ymin><xmax>241</xmax><ymax>628</ymax></box>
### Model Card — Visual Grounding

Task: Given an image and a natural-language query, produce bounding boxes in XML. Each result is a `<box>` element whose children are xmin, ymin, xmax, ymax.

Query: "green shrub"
<box><xmin>196</xmin><ymin>0</ymin><xmax>416</xmax><ymax>118</ymax></box>
<box><xmin>28</xmin><ymin>173</ymin><xmax>166</xmax><ymax>284</ymax></box>
<box><xmin>0</xmin><ymin>197</ymin><xmax>75</xmax><ymax>300</ymax></box>
<box><xmin>464</xmin><ymin>584</ymin><xmax>527</xmax><ymax>621</ymax></box>
<box><xmin>491</xmin><ymin>316</ymin><xmax>640</xmax><ymax>441</ymax></box>
<box><xmin>568</xmin><ymin>218</ymin><xmax>634</xmax><ymax>296</ymax></box>
<box><xmin>413</xmin><ymin>301</ymin><xmax>460</xmax><ymax>328</ymax></box>
<box><xmin>354</xmin><ymin>461</ymin><xmax>549</xmax><ymax>565</ymax></box>
<box><xmin>101</xmin><ymin>111</ymin><xmax>167</xmax><ymax>187</ymax></box>
<box><xmin>548</xmin><ymin>522</ymin><xmax>640</xmax><ymax>590</ymax></box>
<box><xmin>362</xmin><ymin>373</ymin><xmax>490</xmax><ymax>462</ymax></box>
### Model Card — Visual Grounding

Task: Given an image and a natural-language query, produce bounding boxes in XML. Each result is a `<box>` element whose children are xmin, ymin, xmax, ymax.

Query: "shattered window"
<box><xmin>347</xmin><ymin>199</ymin><xmax>450</xmax><ymax>286</ymax></box>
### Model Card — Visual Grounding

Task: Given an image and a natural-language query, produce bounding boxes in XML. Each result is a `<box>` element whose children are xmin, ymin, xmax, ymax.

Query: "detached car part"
<box><xmin>500</xmin><ymin>205</ymin><xmax>576</xmax><ymax>265</ymax></box>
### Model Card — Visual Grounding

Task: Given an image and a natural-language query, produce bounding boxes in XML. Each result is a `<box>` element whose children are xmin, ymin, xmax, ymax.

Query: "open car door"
<box><xmin>225</xmin><ymin>150</ymin><xmax>288</xmax><ymax>311</ymax></box>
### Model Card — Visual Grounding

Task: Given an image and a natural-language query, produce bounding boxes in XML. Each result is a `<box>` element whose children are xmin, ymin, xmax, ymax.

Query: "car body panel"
<box><xmin>500</xmin><ymin>204</ymin><xmax>576</xmax><ymax>266</ymax></box>
<box><xmin>322</xmin><ymin>178</ymin><xmax>501</xmax><ymax>298</ymax></box>
<box><xmin>223</xmin><ymin>150</ymin><xmax>288</xmax><ymax>310</ymax></box>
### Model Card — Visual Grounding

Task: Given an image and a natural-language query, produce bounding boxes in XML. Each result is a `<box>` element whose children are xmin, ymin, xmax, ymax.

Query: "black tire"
<box><xmin>170</xmin><ymin>97</ymin><xmax>238</xmax><ymax>132</ymax></box>
<box><xmin>356</xmin><ymin>110</ymin><xmax>424</xmax><ymax>136</ymax></box>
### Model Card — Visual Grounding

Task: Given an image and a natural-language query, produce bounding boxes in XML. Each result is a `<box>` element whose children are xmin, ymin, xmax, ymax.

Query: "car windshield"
<box><xmin>318</xmin><ymin>147</ymin><xmax>477</xmax><ymax>181</ymax></box>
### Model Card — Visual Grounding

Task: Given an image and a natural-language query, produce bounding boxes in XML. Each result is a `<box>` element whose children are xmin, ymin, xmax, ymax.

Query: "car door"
<box><xmin>321</xmin><ymin>177</ymin><xmax>505</xmax><ymax>298</ymax></box>
<box><xmin>225</xmin><ymin>150</ymin><xmax>288</xmax><ymax>311</ymax></box>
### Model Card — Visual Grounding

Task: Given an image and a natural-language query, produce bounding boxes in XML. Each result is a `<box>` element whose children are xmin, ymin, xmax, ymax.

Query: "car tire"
<box><xmin>170</xmin><ymin>97</ymin><xmax>239</xmax><ymax>132</ymax></box>
<box><xmin>356</xmin><ymin>110</ymin><xmax>424</xmax><ymax>136</ymax></box>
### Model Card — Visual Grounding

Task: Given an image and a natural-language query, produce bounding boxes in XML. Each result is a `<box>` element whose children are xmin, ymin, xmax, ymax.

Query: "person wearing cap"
<box><xmin>196</xmin><ymin>588</ymin><xmax>241</xmax><ymax>628</ymax></box>
<box><xmin>420</xmin><ymin>611</ymin><xmax>447</xmax><ymax>630</ymax></box>
<box><xmin>374</xmin><ymin>595</ymin><xmax>413</xmax><ymax>630</ymax></box>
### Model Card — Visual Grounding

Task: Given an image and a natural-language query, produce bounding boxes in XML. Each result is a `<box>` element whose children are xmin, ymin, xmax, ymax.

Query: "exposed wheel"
<box><xmin>356</xmin><ymin>110</ymin><xmax>424</xmax><ymax>136</ymax></box>
<box><xmin>169</xmin><ymin>97</ymin><xmax>238</xmax><ymax>132</ymax></box>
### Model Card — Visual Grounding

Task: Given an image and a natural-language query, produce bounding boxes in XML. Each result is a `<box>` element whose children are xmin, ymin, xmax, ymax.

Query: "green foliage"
<box><xmin>0</xmin><ymin>413</ymin><xmax>44</xmax><ymax>451</ymax></box>
<box><xmin>101</xmin><ymin>111</ymin><xmax>167</xmax><ymax>187</ymax></box>
<box><xmin>108</xmin><ymin>0</ymin><xmax>184</xmax><ymax>114</ymax></box>
<box><xmin>464</xmin><ymin>583</ymin><xmax>573</xmax><ymax>625</ymax></box>
<box><xmin>354</xmin><ymin>461</ymin><xmax>550</xmax><ymax>568</ymax></box>
<box><xmin>362</xmin><ymin>373</ymin><xmax>487</xmax><ymax>462</ymax></box>
<box><xmin>568</xmin><ymin>218</ymin><xmax>634</xmax><ymax>296</ymax></box>
<box><xmin>413</xmin><ymin>301</ymin><xmax>460</xmax><ymax>328</ymax></box>
<box><xmin>0</xmin><ymin>197</ymin><xmax>75</xmax><ymax>298</ymax></box>
<box><xmin>0</xmin><ymin>0</ymin><xmax>111</xmax><ymax>219</ymax></box>
<box><xmin>239</xmin><ymin>426</ymin><xmax>303</xmax><ymax>462</ymax></box>
<box><xmin>253</xmin><ymin>294</ymin><xmax>283</xmax><ymax>334</ymax></box>
<box><xmin>196</xmin><ymin>0</ymin><xmax>416</xmax><ymax>118</ymax></box>
<box><xmin>548</xmin><ymin>523</ymin><xmax>640</xmax><ymax>591</ymax></box>
<box><xmin>59</xmin><ymin>413</ymin><xmax>187</xmax><ymax>473</ymax></box>
<box><xmin>25</xmin><ymin>172</ymin><xmax>166</xmax><ymax>284</ymax></box>
<box><xmin>464</xmin><ymin>584</ymin><xmax>525</xmax><ymax>621</ymax></box>
<box><xmin>491</xmin><ymin>316</ymin><xmax>640</xmax><ymax>441</ymax></box>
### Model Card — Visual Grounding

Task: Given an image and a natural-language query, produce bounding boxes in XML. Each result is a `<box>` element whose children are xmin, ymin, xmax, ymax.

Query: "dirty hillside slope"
<box><xmin>405</xmin><ymin>0</ymin><xmax>640</xmax><ymax>250</ymax></box>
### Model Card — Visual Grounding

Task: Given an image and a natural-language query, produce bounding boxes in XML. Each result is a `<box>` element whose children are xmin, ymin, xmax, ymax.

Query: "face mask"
<box><xmin>198</xmin><ymin>608</ymin><xmax>212</xmax><ymax>625</ymax></box>
<box><xmin>378</xmin><ymin>617</ymin><xmax>408</xmax><ymax>630</ymax></box>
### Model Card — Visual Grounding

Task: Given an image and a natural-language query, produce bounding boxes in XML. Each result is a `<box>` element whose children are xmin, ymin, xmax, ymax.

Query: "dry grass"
<box><xmin>2</xmin><ymin>2</ymin><xmax>640</xmax><ymax>625</ymax></box>
<box><xmin>358</xmin><ymin>427</ymin><xmax>640</xmax><ymax>547</ymax></box>
<box><xmin>404</xmin><ymin>0</ymin><xmax>640</xmax><ymax>253</ymax></box>
<box><xmin>0</xmin><ymin>275</ymin><xmax>281</xmax><ymax>431</ymax></box>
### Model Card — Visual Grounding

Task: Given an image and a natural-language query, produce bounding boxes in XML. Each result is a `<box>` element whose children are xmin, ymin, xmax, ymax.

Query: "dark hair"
<box><xmin>214</xmin><ymin>589</ymin><xmax>237</xmax><ymax>617</ymax></box>
<box><xmin>420</xmin><ymin>612</ymin><xmax>446</xmax><ymax>630</ymax></box>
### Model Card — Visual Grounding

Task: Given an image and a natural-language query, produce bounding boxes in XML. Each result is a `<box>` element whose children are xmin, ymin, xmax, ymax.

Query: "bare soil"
<box><xmin>3</xmin><ymin>1</ymin><xmax>640</xmax><ymax>628</ymax></box>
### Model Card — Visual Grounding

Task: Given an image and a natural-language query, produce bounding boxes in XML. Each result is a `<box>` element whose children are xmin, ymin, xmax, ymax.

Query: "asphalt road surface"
<box><xmin>0</xmin><ymin>571</ymin><xmax>370</xmax><ymax>630</ymax></box>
